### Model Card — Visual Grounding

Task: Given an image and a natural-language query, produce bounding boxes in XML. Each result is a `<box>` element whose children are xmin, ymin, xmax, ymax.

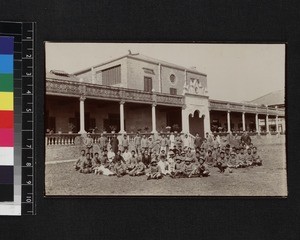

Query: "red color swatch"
<box><xmin>0</xmin><ymin>111</ymin><xmax>13</xmax><ymax>128</ymax></box>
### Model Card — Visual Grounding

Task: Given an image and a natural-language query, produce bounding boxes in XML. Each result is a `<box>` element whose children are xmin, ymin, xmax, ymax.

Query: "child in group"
<box><xmin>211</xmin><ymin>146</ymin><xmax>219</xmax><ymax>161</ymax></box>
<box><xmin>74</xmin><ymin>150</ymin><xmax>86</xmax><ymax>171</ymax></box>
<box><xmin>199</xmin><ymin>147</ymin><xmax>206</xmax><ymax>159</ymax></box>
<box><xmin>157</xmin><ymin>154</ymin><xmax>170</xmax><ymax>176</ymax></box>
<box><xmin>196</xmin><ymin>156</ymin><xmax>210</xmax><ymax>177</ymax></box>
<box><xmin>107</xmin><ymin>147</ymin><xmax>116</xmax><ymax>163</ymax></box>
<box><xmin>174</xmin><ymin>133</ymin><xmax>182</xmax><ymax>149</ymax></box>
<box><xmin>167</xmin><ymin>151</ymin><xmax>176</xmax><ymax>174</ymax></box>
<box><xmin>79</xmin><ymin>153</ymin><xmax>93</xmax><ymax>174</ymax></box>
<box><xmin>245</xmin><ymin>148</ymin><xmax>254</xmax><ymax>166</ymax></box>
<box><xmin>186</xmin><ymin>147</ymin><xmax>194</xmax><ymax>158</ymax></box>
<box><xmin>126</xmin><ymin>150</ymin><xmax>138</xmax><ymax>172</ymax></box>
<box><xmin>252</xmin><ymin>146</ymin><xmax>263</xmax><ymax>166</ymax></box>
<box><xmin>227</xmin><ymin>152</ymin><xmax>238</xmax><ymax>172</ymax></box>
<box><xmin>205</xmin><ymin>149</ymin><xmax>215</xmax><ymax>167</ymax></box>
<box><xmin>129</xmin><ymin>155</ymin><xmax>146</xmax><ymax>176</ymax></box>
<box><xmin>147</xmin><ymin>136</ymin><xmax>154</xmax><ymax>153</ymax></box>
<box><xmin>91</xmin><ymin>152</ymin><xmax>101</xmax><ymax>170</ymax></box>
<box><xmin>94</xmin><ymin>151</ymin><xmax>115</xmax><ymax>176</ymax></box>
<box><xmin>182</xmin><ymin>157</ymin><xmax>199</xmax><ymax>178</ymax></box>
<box><xmin>146</xmin><ymin>159</ymin><xmax>163</xmax><ymax>180</ymax></box>
<box><xmin>237</xmin><ymin>147</ymin><xmax>247</xmax><ymax>168</ymax></box>
<box><xmin>113</xmin><ymin>158</ymin><xmax>127</xmax><ymax>177</ymax></box>
<box><xmin>215</xmin><ymin>150</ymin><xmax>228</xmax><ymax>173</ymax></box>
<box><xmin>113</xmin><ymin>150</ymin><xmax>126</xmax><ymax>164</ymax></box>
<box><xmin>200</xmin><ymin>138</ymin><xmax>208</xmax><ymax>152</ymax></box>
<box><xmin>170</xmin><ymin>156</ymin><xmax>184</xmax><ymax>178</ymax></box>
<box><xmin>122</xmin><ymin>148</ymin><xmax>132</xmax><ymax>164</ymax></box>
<box><xmin>142</xmin><ymin>149</ymin><xmax>152</xmax><ymax>168</ymax></box>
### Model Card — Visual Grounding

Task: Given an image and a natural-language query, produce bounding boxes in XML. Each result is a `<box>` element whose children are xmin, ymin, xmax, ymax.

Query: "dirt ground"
<box><xmin>45</xmin><ymin>142</ymin><xmax>287</xmax><ymax>196</ymax></box>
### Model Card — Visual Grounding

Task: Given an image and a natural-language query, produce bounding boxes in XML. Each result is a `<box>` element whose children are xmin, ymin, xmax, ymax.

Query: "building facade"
<box><xmin>45</xmin><ymin>53</ymin><xmax>285</xmax><ymax>142</ymax></box>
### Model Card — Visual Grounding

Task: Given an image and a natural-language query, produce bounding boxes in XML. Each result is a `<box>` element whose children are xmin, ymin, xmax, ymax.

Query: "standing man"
<box><xmin>110</xmin><ymin>134</ymin><xmax>119</xmax><ymax>154</ymax></box>
<box><xmin>141</xmin><ymin>134</ymin><xmax>148</xmax><ymax>152</ymax></box>
<box><xmin>98</xmin><ymin>133</ymin><xmax>108</xmax><ymax>151</ymax></box>
<box><xmin>183</xmin><ymin>134</ymin><xmax>190</xmax><ymax>149</ymax></box>
<box><xmin>134</xmin><ymin>133</ymin><xmax>142</xmax><ymax>154</ymax></box>
<box><xmin>160</xmin><ymin>134</ymin><xmax>167</xmax><ymax>153</ymax></box>
<box><xmin>241</xmin><ymin>131</ymin><xmax>251</xmax><ymax>147</ymax></box>
<box><xmin>194</xmin><ymin>133</ymin><xmax>202</xmax><ymax>150</ymax></box>
<box><xmin>121</xmin><ymin>134</ymin><xmax>129</xmax><ymax>152</ymax></box>
<box><xmin>84</xmin><ymin>134</ymin><xmax>94</xmax><ymax>158</ymax></box>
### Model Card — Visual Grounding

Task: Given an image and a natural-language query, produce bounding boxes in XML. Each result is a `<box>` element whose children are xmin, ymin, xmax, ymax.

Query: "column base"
<box><xmin>151</xmin><ymin>130</ymin><xmax>157</xmax><ymax>134</ymax></box>
<box><xmin>119</xmin><ymin>130</ymin><xmax>126</xmax><ymax>134</ymax></box>
<box><xmin>78</xmin><ymin>130</ymin><xmax>87</xmax><ymax>134</ymax></box>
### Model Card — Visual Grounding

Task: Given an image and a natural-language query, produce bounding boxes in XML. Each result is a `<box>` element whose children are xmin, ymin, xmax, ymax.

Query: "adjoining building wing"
<box><xmin>250</xmin><ymin>90</ymin><xmax>285</xmax><ymax>108</ymax></box>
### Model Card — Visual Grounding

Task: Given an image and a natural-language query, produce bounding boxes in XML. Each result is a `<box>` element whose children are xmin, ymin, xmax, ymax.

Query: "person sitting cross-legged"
<box><xmin>79</xmin><ymin>153</ymin><xmax>93</xmax><ymax>174</ymax></box>
<box><xmin>129</xmin><ymin>154</ymin><xmax>146</xmax><ymax>176</ymax></box>
<box><xmin>146</xmin><ymin>159</ymin><xmax>163</xmax><ymax>180</ymax></box>
<box><xmin>252</xmin><ymin>146</ymin><xmax>263</xmax><ymax>166</ymax></box>
<box><xmin>182</xmin><ymin>157</ymin><xmax>199</xmax><ymax>178</ymax></box>
<box><xmin>215</xmin><ymin>150</ymin><xmax>228</xmax><ymax>173</ymax></box>
<box><xmin>113</xmin><ymin>158</ymin><xmax>127</xmax><ymax>177</ymax></box>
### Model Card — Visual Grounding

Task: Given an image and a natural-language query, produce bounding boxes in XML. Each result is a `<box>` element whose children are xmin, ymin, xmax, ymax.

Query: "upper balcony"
<box><xmin>46</xmin><ymin>78</ymin><xmax>184</xmax><ymax>107</ymax></box>
<box><xmin>209</xmin><ymin>99</ymin><xmax>285</xmax><ymax>117</ymax></box>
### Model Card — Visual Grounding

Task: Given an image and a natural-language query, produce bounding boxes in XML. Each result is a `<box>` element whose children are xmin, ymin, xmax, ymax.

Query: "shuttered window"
<box><xmin>102</xmin><ymin>65</ymin><xmax>121</xmax><ymax>85</ymax></box>
<box><xmin>144</xmin><ymin>77</ymin><xmax>152</xmax><ymax>92</ymax></box>
<box><xmin>170</xmin><ymin>88</ymin><xmax>177</xmax><ymax>95</ymax></box>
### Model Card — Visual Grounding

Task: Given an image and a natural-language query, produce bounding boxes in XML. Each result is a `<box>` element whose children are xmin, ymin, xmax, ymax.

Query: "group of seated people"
<box><xmin>74</xmin><ymin>136</ymin><xmax>263</xmax><ymax>180</ymax></box>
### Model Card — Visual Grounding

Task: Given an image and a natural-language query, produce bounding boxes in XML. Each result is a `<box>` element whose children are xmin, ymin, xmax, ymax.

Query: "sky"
<box><xmin>45</xmin><ymin>43</ymin><xmax>285</xmax><ymax>102</ymax></box>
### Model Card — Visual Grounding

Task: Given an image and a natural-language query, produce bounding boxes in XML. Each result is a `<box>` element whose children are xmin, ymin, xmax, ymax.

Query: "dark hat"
<box><xmin>151</xmin><ymin>159</ymin><xmax>157</xmax><ymax>163</ymax></box>
<box><xmin>220</xmin><ymin>150</ymin><xmax>225</xmax><ymax>154</ymax></box>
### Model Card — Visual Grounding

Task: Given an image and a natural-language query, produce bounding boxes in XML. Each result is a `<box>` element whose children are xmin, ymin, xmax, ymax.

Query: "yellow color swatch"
<box><xmin>0</xmin><ymin>92</ymin><xmax>13</xmax><ymax>110</ymax></box>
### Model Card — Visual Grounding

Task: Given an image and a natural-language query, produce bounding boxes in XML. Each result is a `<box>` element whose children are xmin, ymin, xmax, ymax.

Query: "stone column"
<box><xmin>158</xmin><ymin>64</ymin><xmax>162</xmax><ymax>93</ymax></box>
<box><xmin>242</xmin><ymin>112</ymin><xmax>246</xmax><ymax>131</ymax></box>
<box><xmin>204</xmin><ymin>110</ymin><xmax>211</xmax><ymax>135</ymax></box>
<box><xmin>119</xmin><ymin>101</ymin><xmax>125</xmax><ymax>133</ymax></box>
<box><xmin>266</xmin><ymin>114</ymin><xmax>269</xmax><ymax>132</ymax></box>
<box><xmin>78</xmin><ymin>96</ymin><xmax>86</xmax><ymax>134</ymax></box>
<box><xmin>151</xmin><ymin>103</ymin><xmax>157</xmax><ymax>133</ymax></box>
<box><xmin>255</xmin><ymin>113</ymin><xmax>260</xmax><ymax>133</ymax></box>
<box><xmin>181</xmin><ymin>105</ymin><xmax>189</xmax><ymax>134</ymax></box>
<box><xmin>227</xmin><ymin>111</ymin><xmax>231</xmax><ymax>133</ymax></box>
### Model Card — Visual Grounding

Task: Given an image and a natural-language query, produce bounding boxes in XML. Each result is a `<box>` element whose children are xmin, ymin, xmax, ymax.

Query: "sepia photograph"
<box><xmin>45</xmin><ymin>43</ymin><xmax>286</xmax><ymax>196</ymax></box>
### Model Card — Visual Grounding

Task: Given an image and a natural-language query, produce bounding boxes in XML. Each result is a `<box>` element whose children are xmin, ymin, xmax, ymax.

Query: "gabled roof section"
<box><xmin>250</xmin><ymin>89</ymin><xmax>284</xmax><ymax>106</ymax></box>
<box><xmin>72</xmin><ymin>53</ymin><xmax>207</xmax><ymax>76</ymax></box>
<box><xmin>46</xmin><ymin>70</ymin><xmax>79</xmax><ymax>81</ymax></box>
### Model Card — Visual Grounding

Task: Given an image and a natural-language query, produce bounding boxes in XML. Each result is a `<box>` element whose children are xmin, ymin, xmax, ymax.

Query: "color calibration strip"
<box><xmin>0</xmin><ymin>36</ymin><xmax>14</xmax><ymax>202</ymax></box>
<box><xmin>0</xmin><ymin>21</ymin><xmax>35</xmax><ymax>216</ymax></box>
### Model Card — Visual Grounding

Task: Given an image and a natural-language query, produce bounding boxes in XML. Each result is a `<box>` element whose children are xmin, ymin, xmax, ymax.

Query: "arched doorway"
<box><xmin>189</xmin><ymin>110</ymin><xmax>204</xmax><ymax>137</ymax></box>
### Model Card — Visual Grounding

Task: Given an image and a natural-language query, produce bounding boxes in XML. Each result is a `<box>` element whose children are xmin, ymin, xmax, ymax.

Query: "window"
<box><xmin>170</xmin><ymin>88</ymin><xmax>177</xmax><ymax>95</ymax></box>
<box><xmin>144</xmin><ymin>77</ymin><xmax>152</xmax><ymax>92</ymax></box>
<box><xmin>102</xmin><ymin>65</ymin><xmax>121</xmax><ymax>85</ymax></box>
<box><xmin>170</xmin><ymin>74</ymin><xmax>176</xmax><ymax>84</ymax></box>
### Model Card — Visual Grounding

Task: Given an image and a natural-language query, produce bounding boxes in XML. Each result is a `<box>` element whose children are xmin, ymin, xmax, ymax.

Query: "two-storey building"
<box><xmin>45</xmin><ymin>52</ymin><xmax>285</xmax><ymax>142</ymax></box>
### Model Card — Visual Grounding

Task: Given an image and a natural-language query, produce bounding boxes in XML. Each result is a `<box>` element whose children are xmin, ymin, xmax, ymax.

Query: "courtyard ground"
<box><xmin>45</xmin><ymin>140</ymin><xmax>287</xmax><ymax>196</ymax></box>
